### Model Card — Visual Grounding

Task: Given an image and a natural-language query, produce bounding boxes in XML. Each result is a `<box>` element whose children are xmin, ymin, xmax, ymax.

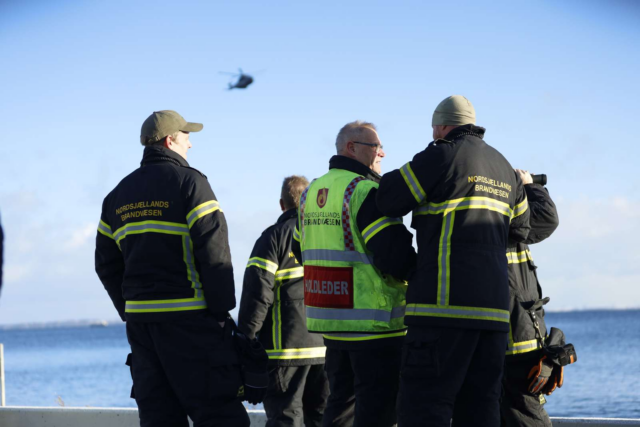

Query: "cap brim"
<box><xmin>181</xmin><ymin>122</ymin><xmax>203</xmax><ymax>132</ymax></box>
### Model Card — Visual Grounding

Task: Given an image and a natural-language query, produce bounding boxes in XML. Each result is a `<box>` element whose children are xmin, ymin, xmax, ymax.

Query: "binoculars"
<box><xmin>531</xmin><ymin>174</ymin><xmax>547</xmax><ymax>186</ymax></box>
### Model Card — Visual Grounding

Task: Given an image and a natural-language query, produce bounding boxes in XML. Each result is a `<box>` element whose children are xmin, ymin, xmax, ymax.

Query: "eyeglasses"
<box><xmin>352</xmin><ymin>141</ymin><xmax>384</xmax><ymax>152</ymax></box>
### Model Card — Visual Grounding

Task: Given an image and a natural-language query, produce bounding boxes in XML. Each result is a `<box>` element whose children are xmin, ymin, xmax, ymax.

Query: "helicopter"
<box><xmin>219</xmin><ymin>68</ymin><xmax>255</xmax><ymax>90</ymax></box>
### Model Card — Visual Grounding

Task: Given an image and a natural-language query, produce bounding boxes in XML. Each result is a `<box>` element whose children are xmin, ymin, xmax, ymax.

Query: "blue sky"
<box><xmin>0</xmin><ymin>0</ymin><xmax>638</xmax><ymax>324</ymax></box>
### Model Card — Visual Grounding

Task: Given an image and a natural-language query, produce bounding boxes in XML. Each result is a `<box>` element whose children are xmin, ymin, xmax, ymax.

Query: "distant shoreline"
<box><xmin>1</xmin><ymin>309</ymin><xmax>639</xmax><ymax>330</ymax></box>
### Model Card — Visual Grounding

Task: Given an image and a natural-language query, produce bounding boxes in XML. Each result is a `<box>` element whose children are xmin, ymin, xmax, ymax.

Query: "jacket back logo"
<box><xmin>317</xmin><ymin>188</ymin><xmax>329</xmax><ymax>208</ymax></box>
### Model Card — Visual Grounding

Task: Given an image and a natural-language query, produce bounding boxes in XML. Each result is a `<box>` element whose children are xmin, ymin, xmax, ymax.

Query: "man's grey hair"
<box><xmin>335</xmin><ymin>121</ymin><xmax>377</xmax><ymax>154</ymax></box>
<box><xmin>281</xmin><ymin>175</ymin><xmax>310</xmax><ymax>210</ymax></box>
<box><xmin>140</xmin><ymin>131</ymin><xmax>180</xmax><ymax>147</ymax></box>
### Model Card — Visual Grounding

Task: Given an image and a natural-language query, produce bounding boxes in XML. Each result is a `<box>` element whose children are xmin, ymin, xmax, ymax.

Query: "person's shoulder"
<box><xmin>177</xmin><ymin>164</ymin><xmax>208</xmax><ymax>180</ymax></box>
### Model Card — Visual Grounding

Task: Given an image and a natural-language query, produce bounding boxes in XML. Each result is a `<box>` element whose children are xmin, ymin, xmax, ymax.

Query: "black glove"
<box><xmin>233</xmin><ymin>327</ymin><xmax>269</xmax><ymax>404</ymax></box>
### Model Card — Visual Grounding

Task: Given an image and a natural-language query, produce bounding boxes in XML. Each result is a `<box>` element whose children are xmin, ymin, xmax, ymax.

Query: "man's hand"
<box><xmin>515</xmin><ymin>169</ymin><xmax>533</xmax><ymax>185</ymax></box>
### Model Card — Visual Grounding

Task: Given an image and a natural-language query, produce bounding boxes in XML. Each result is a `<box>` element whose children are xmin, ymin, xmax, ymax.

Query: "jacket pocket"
<box><xmin>125</xmin><ymin>353</ymin><xmax>135</xmax><ymax>399</ymax></box>
<box><xmin>209</xmin><ymin>349</ymin><xmax>243</xmax><ymax>400</ymax></box>
<box><xmin>401</xmin><ymin>338</ymin><xmax>440</xmax><ymax>379</ymax></box>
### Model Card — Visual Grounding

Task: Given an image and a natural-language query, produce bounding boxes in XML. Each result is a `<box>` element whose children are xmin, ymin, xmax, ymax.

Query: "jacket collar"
<box><xmin>277</xmin><ymin>208</ymin><xmax>298</xmax><ymax>224</ymax></box>
<box><xmin>329</xmin><ymin>155</ymin><xmax>381</xmax><ymax>183</ymax></box>
<box><xmin>444</xmin><ymin>124</ymin><xmax>486</xmax><ymax>141</ymax></box>
<box><xmin>141</xmin><ymin>146</ymin><xmax>190</xmax><ymax>168</ymax></box>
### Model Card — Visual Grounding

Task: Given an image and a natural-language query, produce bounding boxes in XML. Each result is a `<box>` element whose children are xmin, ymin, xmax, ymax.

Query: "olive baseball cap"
<box><xmin>432</xmin><ymin>95</ymin><xmax>476</xmax><ymax>126</ymax></box>
<box><xmin>140</xmin><ymin>110</ymin><xmax>203</xmax><ymax>145</ymax></box>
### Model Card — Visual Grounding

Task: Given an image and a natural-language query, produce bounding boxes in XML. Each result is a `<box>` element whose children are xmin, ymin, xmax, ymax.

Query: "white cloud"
<box><xmin>63</xmin><ymin>222</ymin><xmax>96</xmax><ymax>251</ymax></box>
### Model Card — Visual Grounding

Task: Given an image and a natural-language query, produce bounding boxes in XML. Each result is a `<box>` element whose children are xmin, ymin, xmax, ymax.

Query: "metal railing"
<box><xmin>0</xmin><ymin>407</ymin><xmax>639</xmax><ymax>427</ymax></box>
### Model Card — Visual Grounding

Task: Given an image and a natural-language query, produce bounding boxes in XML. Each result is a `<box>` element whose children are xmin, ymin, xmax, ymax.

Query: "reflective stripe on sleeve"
<box><xmin>405</xmin><ymin>304</ymin><xmax>509</xmax><ymax>323</ymax></box>
<box><xmin>400</xmin><ymin>162</ymin><xmax>426</xmax><ymax>204</ymax></box>
<box><xmin>512</xmin><ymin>198</ymin><xmax>529</xmax><ymax>219</ymax></box>
<box><xmin>506</xmin><ymin>250</ymin><xmax>532</xmax><ymax>264</ymax></box>
<box><xmin>361</xmin><ymin>217</ymin><xmax>403</xmax><ymax>244</ymax></box>
<box><xmin>246</xmin><ymin>257</ymin><xmax>278</xmax><ymax>274</ymax></box>
<box><xmin>302</xmin><ymin>249</ymin><xmax>373</xmax><ymax>265</ymax></box>
<box><xmin>413</xmin><ymin>197</ymin><xmax>512</xmax><ymax>218</ymax></box>
<box><xmin>506</xmin><ymin>338</ymin><xmax>540</xmax><ymax>355</ymax></box>
<box><xmin>126</xmin><ymin>297</ymin><xmax>207</xmax><ymax>313</ymax></box>
<box><xmin>293</xmin><ymin>226</ymin><xmax>301</xmax><ymax>242</ymax></box>
<box><xmin>275</xmin><ymin>267</ymin><xmax>304</xmax><ymax>282</ymax></box>
<box><xmin>98</xmin><ymin>220</ymin><xmax>114</xmax><ymax>239</ymax></box>
<box><xmin>266</xmin><ymin>347</ymin><xmax>326</xmax><ymax>360</ymax></box>
<box><xmin>306</xmin><ymin>305</ymin><xmax>405</xmax><ymax>323</ymax></box>
<box><xmin>186</xmin><ymin>200</ymin><xmax>221</xmax><ymax>229</ymax></box>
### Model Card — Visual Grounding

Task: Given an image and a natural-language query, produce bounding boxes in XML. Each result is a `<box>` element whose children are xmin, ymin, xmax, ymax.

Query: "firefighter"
<box><xmin>238</xmin><ymin>175</ymin><xmax>329</xmax><ymax>427</ymax></box>
<box><xmin>292</xmin><ymin>121</ymin><xmax>417</xmax><ymax>427</ymax></box>
<box><xmin>376</xmin><ymin>96</ymin><xmax>531</xmax><ymax>427</ymax></box>
<box><xmin>95</xmin><ymin>110</ymin><xmax>250</xmax><ymax>427</ymax></box>
<box><xmin>501</xmin><ymin>169</ymin><xmax>560</xmax><ymax>427</ymax></box>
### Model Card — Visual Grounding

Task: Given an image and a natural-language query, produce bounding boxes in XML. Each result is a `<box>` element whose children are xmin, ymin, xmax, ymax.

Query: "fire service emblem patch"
<box><xmin>317</xmin><ymin>188</ymin><xmax>329</xmax><ymax>208</ymax></box>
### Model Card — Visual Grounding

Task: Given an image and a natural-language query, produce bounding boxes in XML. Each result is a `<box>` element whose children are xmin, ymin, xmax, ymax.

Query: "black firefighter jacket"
<box><xmin>506</xmin><ymin>184</ymin><xmax>559</xmax><ymax>356</ymax></box>
<box><xmin>377</xmin><ymin>124</ymin><xmax>531</xmax><ymax>333</ymax></box>
<box><xmin>95</xmin><ymin>146</ymin><xmax>235</xmax><ymax>322</ymax></box>
<box><xmin>238</xmin><ymin>208</ymin><xmax>326</xmax><ymax>366</ymax></box>
<box><xmin>292</xmin><ymin>155</ymin><xmax>418</xmax><ymax>349</ymax></box>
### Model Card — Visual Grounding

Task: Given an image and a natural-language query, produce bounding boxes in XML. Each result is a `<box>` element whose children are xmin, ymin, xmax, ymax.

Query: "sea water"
<box><xmin>0</xmin><ymin>310</ymin><xmax>638</xmax><ymax>418</ymax></box>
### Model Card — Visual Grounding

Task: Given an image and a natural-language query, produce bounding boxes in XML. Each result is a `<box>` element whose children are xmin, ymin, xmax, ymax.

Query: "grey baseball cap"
<box><xmin>140</xmin><ymin>110</ymin><xmax>203</xmax><ymax>144</ymax></box>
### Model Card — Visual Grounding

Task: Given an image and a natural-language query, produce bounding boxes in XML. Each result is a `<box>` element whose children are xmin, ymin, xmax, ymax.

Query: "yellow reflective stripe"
<box><xmin>506</xmin><ymin>338</ymin><xmax>540</xmax><ymax>355</ymax></box>
<box><xmin>98</xmin><ymin>220</ymin><xmax>114</xmax><ymax>239</ymax></box>
<box><xmin>187</xmin><ymin>200</ymin><xmax>221</xmax><ymax>229</ymax></box>
<box><xmin>246</xmin><ymin>257</ymin><xmax>278</xmax><ymax>274</ymax></box>
<box><xmin>322</xmin><ymin>330</ymin><xmax>407</xmax><ymax>341</ymax></box>
<box><xmin>361</xmin><ymin>216</ymin><xmax>403</xmax><ymax>244</ymax></box>
<box><xmin>437</xmin><ymin>211</ymin><xmax>454</xmax><ymax>306</ymax></box>
<box><xmin>266</xmin><ymin>347</ymin><xmax>327</xmax><ymax>359</ymax></box>
<box><xmin>272</xmin><ymin>282</ymin><xmax>282</xmax><ymax>349</ymax></box>
<box><xmin>512</xmin><ymin>198</ymin><xmax>528</xmax><ymax>219</ymax></box>
<box><xmin>113</xmin><ymin>220</ymin><xmax>189</xmax><ymax>244</ymax></box>
<box><xmin>506</xmin><ymin>250</ymin><xmax>532</xmax><ymax>264</ymax></box>
<box><xmin>400</xmin><ymin>162</ymin><xmax>426</xmax><ymax>203</ymax></box>
<box><xmin>275</xmin><ymin>267</ymin><xmax>304</xmax><ymax>282</ymax></box>
<box><xmin>125</xmin><ymin>297</ymin><xmax>206</xmax><ymax>313</ymax></box>
<box><xmin>293</xmin><ymin>226</ymin><xmax>301</xmax><ymax>242</ymax></box>
<box><xmin>182</xmin><ymin>236</ymin><xmax>202</xmax><ymax>296</ymax></box>
<box><xmin>405</xmin><ymin>304</ymin><xmax>510</xmax><ymax>323</ymax></box>
<box><xmin>413</xmin><ymin>197</ymin><xmax>512</xmax><ymax>217</ymax></box>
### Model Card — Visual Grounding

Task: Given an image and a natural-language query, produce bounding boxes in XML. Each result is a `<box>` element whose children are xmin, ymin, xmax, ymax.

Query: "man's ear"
<box><xmin>279</xmin><ymin>199</ymin><xmax>286</xmax><ymax>212</ymax></box>
<box><xmin>162</xmin><ymin>136</ymin><xmax>171</xmax><ymax>149</ymax></box>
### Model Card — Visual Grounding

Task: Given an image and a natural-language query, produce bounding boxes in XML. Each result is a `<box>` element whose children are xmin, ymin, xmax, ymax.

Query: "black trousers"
<box><xmin>397</xmin><ymin>326</ymin><xmax>508</xmax><ymax>427</ymax></box>
<box><xmin>126</xmin><ymin>313</ymin><xmax>250</xmax><ymax>427</ymax></box>
<box><xmin>322</xmin><ymin>343</ymin><xmax>402</xmax><ymax>427</ymax></box>
<box><xmin>500</xmin><ymin>354</ymin><xmax>552</xmax><ymax>427</ymax></box>
<box><xmin>264</xmin><ymin>364</ymin><xmax>330</xmax><ymax>427</ymax></box>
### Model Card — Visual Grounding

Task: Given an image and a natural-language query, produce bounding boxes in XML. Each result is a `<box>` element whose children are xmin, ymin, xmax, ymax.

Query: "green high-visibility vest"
<box><xmin>298</xmin><ymin>168</ymin><xmax>407</xmax><ymax>334</ymax></box>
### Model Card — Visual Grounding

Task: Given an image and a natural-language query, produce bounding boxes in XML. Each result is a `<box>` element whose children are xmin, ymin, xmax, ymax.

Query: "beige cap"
<box><xmin>140</xmin><ymin>110</ymin><xmax>203</xmax><ymax>145</ymax></box>
<box><xmin>432</xmin><ymin>95</ymin><xmax>476</xmax><ymax>126</ymax></box>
